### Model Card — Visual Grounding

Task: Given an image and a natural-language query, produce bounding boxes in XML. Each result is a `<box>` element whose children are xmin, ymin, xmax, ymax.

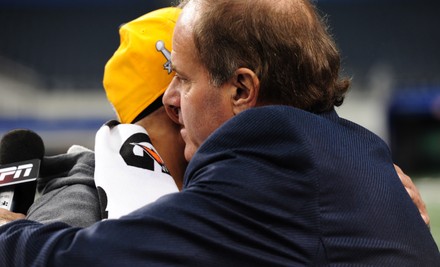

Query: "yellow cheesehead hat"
<box><xmin>103</xmin><ymin>7</ymin><xmax>181</xmax><ymax>123</ymax></box>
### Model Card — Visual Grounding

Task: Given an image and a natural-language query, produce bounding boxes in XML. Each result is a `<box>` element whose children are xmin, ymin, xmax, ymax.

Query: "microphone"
<box><xmin>0</xmin><ymin>129</ymin><xmax>45</xmax><ymax>213</ymax></box>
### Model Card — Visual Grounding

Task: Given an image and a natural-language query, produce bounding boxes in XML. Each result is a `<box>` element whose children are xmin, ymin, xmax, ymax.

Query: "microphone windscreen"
<box><xmin>0</xmin><ymin>129</ymin><xmax>45</xmax><ymax>165</ymax></box>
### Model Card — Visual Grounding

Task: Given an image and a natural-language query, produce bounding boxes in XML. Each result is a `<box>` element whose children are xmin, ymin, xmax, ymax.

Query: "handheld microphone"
<box><xmin>0</xmin><ymin>129</ymin><xmax>45</xmax><ymax>213</ymax></box>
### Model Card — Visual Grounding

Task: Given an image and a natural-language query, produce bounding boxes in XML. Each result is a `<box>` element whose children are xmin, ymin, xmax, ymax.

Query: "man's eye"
<box><xmin>176</xmin><ymin>75</ymin><xmax>188</xmax><ymax>84</ymax></box>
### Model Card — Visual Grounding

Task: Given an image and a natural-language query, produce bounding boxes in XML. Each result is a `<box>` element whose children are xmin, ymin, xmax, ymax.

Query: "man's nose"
<box><xmin>163</xmin><ymin>81</ymin><xmax>181</xmax><ymax>124</ymax></box>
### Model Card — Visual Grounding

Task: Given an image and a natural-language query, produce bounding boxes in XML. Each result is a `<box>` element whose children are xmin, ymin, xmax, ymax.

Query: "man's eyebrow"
<box><xmin>171</xmin><ymin>63</ymin><xmax>187</xmax><ymax>77</ymax></box>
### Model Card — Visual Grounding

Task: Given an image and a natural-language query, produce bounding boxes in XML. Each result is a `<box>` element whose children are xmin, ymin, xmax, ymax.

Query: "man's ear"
<box><xmin>231</xmin><ymin>68</ymin><xmax>260</xmax><ymax>115</ymax></box>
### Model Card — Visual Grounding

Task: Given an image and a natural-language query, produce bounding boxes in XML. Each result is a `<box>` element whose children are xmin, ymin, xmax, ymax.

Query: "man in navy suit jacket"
<box><xmin>0</xmin><ymin>0</ymin><xmax>438</xmax><ymax>266</ymax></box>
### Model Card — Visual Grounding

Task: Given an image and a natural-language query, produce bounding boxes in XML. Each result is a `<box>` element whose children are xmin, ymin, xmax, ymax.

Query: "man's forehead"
<box><xmin>172</xmin><ymin>22</ymin><xmax>197</xmax><ymax>63</ymax></box>
<box><xmin>170</xmin><ymin>47</ymin><xmax>198</xmax><ymax>76</ymax></box>
<box><xmin>170</xmin><ymin>40</ymin><xmax>195</xmax><ymax>75</ymax></box>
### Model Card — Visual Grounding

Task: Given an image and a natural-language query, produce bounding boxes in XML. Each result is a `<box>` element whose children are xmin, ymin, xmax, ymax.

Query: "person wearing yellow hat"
<box><xmin>102</xmin><ymin>6</ymin><xmax>186</xmax><ymax>188</ymax></box>
<box><xmin>94</xmin><ymin>7</ymin><xmax>187</xmax><ymax>219</ymax></box>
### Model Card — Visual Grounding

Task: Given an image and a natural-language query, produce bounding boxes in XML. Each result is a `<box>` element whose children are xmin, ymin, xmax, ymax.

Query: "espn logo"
<box><xmin>0</xmin><ymin>159</ymin><xmax>40</xmax><ymax>187</ymax></box>
<box><xmin>0</xmin><ymin>164</ymin><xmax>33</xmax><ymax>180</ymax></box>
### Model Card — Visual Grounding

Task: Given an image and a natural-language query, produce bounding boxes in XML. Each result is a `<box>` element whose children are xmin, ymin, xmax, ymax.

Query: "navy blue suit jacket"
<box><xmin>0</xmin><ymin>106</ymin><xmax>438</xmax><ymax>266</ymax></box>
